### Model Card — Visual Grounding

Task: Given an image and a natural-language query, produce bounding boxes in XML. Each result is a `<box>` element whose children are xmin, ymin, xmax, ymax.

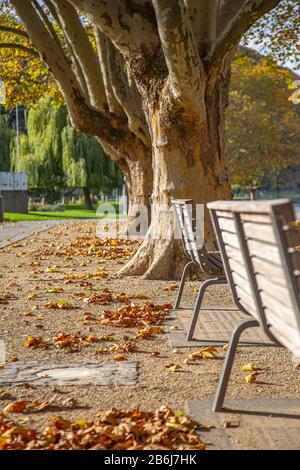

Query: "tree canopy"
<box><xmin>227</xmin><ymin>52</ymin><xmax>300</xmax><ymax>194</ymax></box>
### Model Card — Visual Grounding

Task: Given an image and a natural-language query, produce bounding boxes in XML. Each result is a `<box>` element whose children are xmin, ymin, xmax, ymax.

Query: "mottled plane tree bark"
<box><xmin>8</xmin><ymin>0</ymin><xmax>282</xmax><ymax>279</ymax></box>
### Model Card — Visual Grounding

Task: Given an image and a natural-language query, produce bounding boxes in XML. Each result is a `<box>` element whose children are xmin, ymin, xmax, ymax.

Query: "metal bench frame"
<box><xmin>172</xmin><ymin>199</ymin><xmax>226</xmax><ymax>340</ymax></box>
<box><xmin>208</xmin><ymin>200</ymin><xmax>300</xmax><ymax>412</ymax></box>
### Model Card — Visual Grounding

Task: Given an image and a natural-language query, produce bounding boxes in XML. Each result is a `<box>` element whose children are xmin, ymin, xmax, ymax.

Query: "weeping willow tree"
<box><xmin>11</xmin><ymin>97</ymin><xmax>122</xmax><ymax>208</ymax></box>
<box><xmin>11</xmin><ymin>97</ymin><xmax>65</xmax><ymax>188</ymax></box>
<box><xmin>0</xmin><ymin>113</ymin><xmax>15</xmax><ymax>171</ymax></box>
<box><xmin>62</xmin><ymin>114</ymin><xmax>123</xmax><ymax>209</ymax></box>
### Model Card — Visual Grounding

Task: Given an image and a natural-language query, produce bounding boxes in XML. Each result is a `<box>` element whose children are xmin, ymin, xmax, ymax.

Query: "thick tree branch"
<box><xmin>105</xmin><ymin>36</ymin><xmax>151</xmax><ymax>146</ymax></box>
<box><xmin>207</xmin><ymin>0</ymin><xmax>281</xmax><ymax>67</ymax></box>
<box><xmin>0</xmin><ymin>42</ymin><xmax>39</xmax><ymax>56</ymax></box>
<box><xmin>43</xmin><ymin>0</ymin><xmax>90</xmax><ymax>100</ymax></box>
<box><xmin>217</xmin><ymin>0</ymin><xmax>245</xmax><ymax>35</ymax></box>
<box><xmin>94</xmin><ymin>28</ymin><xmax>124</xmax><ymax>116</ymax></box>
<box><xmin>51</xmin><ymin>0</ymin><xmax>107</xmax><ymax>112</ymax></box>
<box><xmin>10</xmin><ymin>0</ymin><xmax>128</xmax><ymax>143</ymax></box>
<box><xmin>185</xmin><ymin>0</ymin><xmax>217</xmax><ymax>57</ymax></box>
<box><xmin>32</xmin><ymin>0</ymin><xmax>62</xmax><ymax>50</ymax></box>
<box><xmin>153</xmin><ymin>0</ymin><xmax>205</xmax><ymax>108</ymax></box>
<box><xmin>67</xmin><ymin>0</ymin><xmax>159</xmax><ymax>58</ymax></box>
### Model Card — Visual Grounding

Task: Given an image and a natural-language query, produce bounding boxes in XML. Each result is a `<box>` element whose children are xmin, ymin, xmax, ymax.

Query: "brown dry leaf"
<box><xmin>165</xmin><ymin>364</ymin><xmax>182</xmax><ymax>372</ymax></box>
<box><xmin>185</xmin><ymin>347</ymin><xmax>218</xmax><ymax>364</ymax></box>
<box><xmin>23</xmin><ymin>336</ymin><xmax>48</xmax><ymax>349</ymax></box>
<box><xmin>113</xmin><ymin>354</ymin><xmax>127</xmax><ymax>361</ymax></box>
<box><xmin>111</xmin><ymin>341</ymin><xmax>138</xmax><ymax>353</ymax></box>
<box><xmin>85</xmin><ymin>335</ymin><xmax>98</xmax><ymax>343</ymax></box>
<box><xmin>23</xmin><ymin>311</ymin><xmax>34</xmax><ymax>317</ymax></box>
<box><xmin>10</xmin><ymin>357</ymin><xmax>18</xmax><ymax>363</ymax></box>
<box><xmin>170</xmin><ymin>325</ymin><xmax>180</xmax><ymax>331</ymax></box>
<box><xmin>44</xmin><ymin>300</ymin><xmax>71</xmax><ymax>310</ymax></box>
<box><xmin>32</xmin><ymin>397</ymin><xmax>56</xmax><ymax>411</ymax></box>
<box><xmin>94</xmin><ymin>347</ymin><xmax>108</xmax><ymax>355</ymax></box>
<box><xmin>130</xmin><ymin>293</ymin><xmax>148</xmax><ymax>300</ymax></box>
<box><xmin>163</xmin><ymin>284</ymin><xmax>178</xmax><ymax>292</ymax></box>
<box><xmin>222</xmin><ymin>420</ymin><xmax>240</xmax><ymax>428</ymax></box>
<box><xmin>150</xmin><ymin>351</ymin><xmax>160</xmax><ymax>357</ymax></box>
<box><xmin>62</xmin><ymin>398</ymin><xmax>78</xmax><ymax>408</ymax></box>
<box><xmin>3</xmin><ymin>400</ymin><xmax>29</xmax><ymax>414</ymax></box>
<box><xmin>27</xmin><ymin>294</ymin><xmax>38</xmax><ymax>301</ymax></box>
<box><xmin>135</xmin><ymin>326</ymin><xmax>165</xmax><ymax>339</ymax></box>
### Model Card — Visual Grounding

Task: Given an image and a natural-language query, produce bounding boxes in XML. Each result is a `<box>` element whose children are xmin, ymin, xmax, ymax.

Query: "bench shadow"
<box><xmin>221</xmin><ymin>407</ymin><xmax>300</xmax><ymax>420</ymax></box>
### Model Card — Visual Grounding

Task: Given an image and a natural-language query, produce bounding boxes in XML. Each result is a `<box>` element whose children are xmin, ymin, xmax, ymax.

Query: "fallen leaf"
<box><xmin>113</xmin><ymin>354</ymin><xmax>127</xmax><ymax>361</ymax></box>
<box><xmin>45</xmin><ymin>288</ymin><xmax>64</xmax><ymax>294</ymax></box>
<box><xmin>3</xmin><ymin>401</ymin><xmax>29</xmax><ymax>413</ymax></box>
<box><xmin>245</xmin><ymin>372</ymin><xmax>260</xmax><ymax>384</ymax></box>
<box><xmin>241</xmin><ymin>362</ymin><xmax>259</xmax><ymax>372</ymax></box>
<box><xmin>165</xmin><ymin>364</ymin><xmax>182</xmax><ymax>372</ymax></box>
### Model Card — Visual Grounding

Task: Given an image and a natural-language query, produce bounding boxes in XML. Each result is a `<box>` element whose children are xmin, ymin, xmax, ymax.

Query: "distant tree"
<box><xmin>61</xmin><ymin>113</ymin><xmax>123</xmax><ymax>209</ymax></box>
<box><xmin>0</xmin><ymin>111</ymin><xmax>15</xmax><ymax>171</ymax></box>
<box><xmin>10</xmin><ymin>97</ymin><xmax>65</xmax><ymax>189</ymax></box>
<box><xmin>10</xmin><ymin>97</ymin><xmax>122</xmax><ymax>207</ymax></box>
<box><xmin>227</xmin><ymin>53</ymin><xmax>300</xmax><ymax>199</ymax></box>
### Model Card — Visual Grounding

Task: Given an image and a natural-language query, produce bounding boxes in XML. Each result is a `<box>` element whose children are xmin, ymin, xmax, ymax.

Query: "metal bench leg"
<box><xmin>174</xmin><ymin>261</ymin><xmax>194</xmax><ymax>309</ymax></box>
<box><xmin>186</xmin><ymin>278</ymin><xmax>227</xmax><ymax>341</ymax></box>
<box><xmin>213</xmin><ymin>319</ymin><xmax>259</xmax><ymax>412</ymax></box>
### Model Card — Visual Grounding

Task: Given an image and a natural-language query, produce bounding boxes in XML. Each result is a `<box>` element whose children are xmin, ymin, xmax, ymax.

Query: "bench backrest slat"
<box><xmin>208</xmin><ymin>200</ymin><xmax>300</xmax><ymax>357</ymax></box>
<box><xmin>172</xmin><ymin>199</ymin><xmax>216</xmax><ymax>275</ymax></box>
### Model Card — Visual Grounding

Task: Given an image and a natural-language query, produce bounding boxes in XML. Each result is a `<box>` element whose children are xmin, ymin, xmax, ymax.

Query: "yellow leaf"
<box><xmin>245</xmin><ymin>372</ymin><xmax>260</xmax><ymax>384</ymax></box>
<box><xmin>165</xmin><ymin>364</ymin><xmax>182</xmax><ymax>372</ymax></box>
<box><xmin>241</xmin><ymin>362</ymin><xmax>258</xmax><ymax>371</ymax></box>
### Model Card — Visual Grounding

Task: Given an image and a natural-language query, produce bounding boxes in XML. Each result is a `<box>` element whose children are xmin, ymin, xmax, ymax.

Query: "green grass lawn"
<box><xmin>4</xmin><ymin>202</ymin><xmax>122</xmax><ymax>222</ymax></box>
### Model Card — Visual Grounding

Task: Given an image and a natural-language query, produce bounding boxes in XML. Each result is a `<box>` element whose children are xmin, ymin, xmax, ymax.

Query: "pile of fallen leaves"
<box><xmin>23</xmin><ymin>333</ymin><xmax>98</xmax><ymax>351</ymax></box>
<box><xmin>100</xmin><ymin>302</ymin><xmax>172</xmax><ymax>328</ymax></box>
<box><xmin>0</xmin><ymin>406</ymin><xmax>205</xmax><ymax>450</ymax></box>
<box><xmin>83</xmin><ymin>289</ymin><xmax>147</xmax><ymax>305</ymax></box>
<box><xmin>35</xmin><ymin>237</ymin><xmax>139</xmax><ymax>261</ymax></box>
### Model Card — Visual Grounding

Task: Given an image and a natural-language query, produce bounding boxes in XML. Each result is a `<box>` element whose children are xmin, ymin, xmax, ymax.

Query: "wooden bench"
<box><xmin>207</xmin><ymin>199</ymin><xmax>300</xmax><ymax>412</ymax></box>
<box><xmin>172</xmin><ymin>199</ymin><xmax>226</xmax><ymax>340</ymax></box>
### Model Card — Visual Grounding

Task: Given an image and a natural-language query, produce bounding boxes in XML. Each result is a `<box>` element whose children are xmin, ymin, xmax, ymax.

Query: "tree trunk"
<box><xmin>83</xmin><ymin>186</ymin><xmax>93</xmax><ymax>210</ymax></box>
<box><xmin>119</xmin><ymin>79</ymin><xmax>232</xmax><ymax>280</ymax></box>
<box><xmin>115</xmin><ymin>147</ymin><xmax>153</xmax><ymax>236</ymax></box>
<box><xmin>249</xmin><ymin>187</ymin><xmax>257</xmax><ymax>201</ymax></box>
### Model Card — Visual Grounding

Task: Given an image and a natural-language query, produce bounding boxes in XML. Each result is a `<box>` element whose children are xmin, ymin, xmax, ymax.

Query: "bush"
<box><xmin>28</xmin><ymin>203</ymin><xmax>64</xmax><ymax>212</ymax></box>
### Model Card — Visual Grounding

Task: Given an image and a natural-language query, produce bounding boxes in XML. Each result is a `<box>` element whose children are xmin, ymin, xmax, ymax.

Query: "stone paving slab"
<box><xmin>0</xmin><ymin>220</ymin><xmax>64</xmax><ymax>249</ymax></box>
<box><xmin>0</xmin><ymin>218</ymin><xmax>128</xmax><ymax>249</ymax></box>
<box><xmin>186</xmin><ymin>399</ymin><xmax>300</xmax><ymax>450</ymax></box>
<box><xmin>0</xmin><ymin>361</ymin><xmax>138</xmax><ymax>386</ymax></box>
<box><xmin>169</xmin><ymin>305</ymin><xmax>273</xmax><ymax>347</ymax></box>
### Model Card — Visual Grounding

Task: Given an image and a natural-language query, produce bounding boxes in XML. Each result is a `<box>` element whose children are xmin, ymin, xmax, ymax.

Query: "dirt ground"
<box><xmin>0</xmin><ymin>221</ymin><xmax>299</xmax><ymax>436</ymax></box>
